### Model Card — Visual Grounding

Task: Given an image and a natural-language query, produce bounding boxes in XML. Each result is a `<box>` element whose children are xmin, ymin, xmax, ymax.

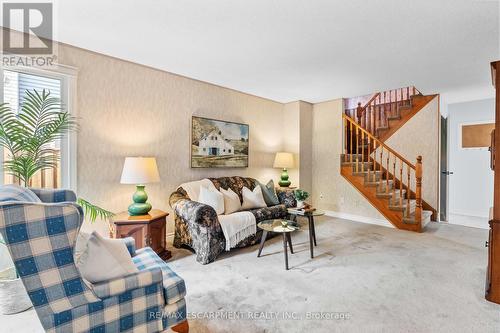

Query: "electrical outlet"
<box><xmin>340</xmin><ymin>196</ymin><xmax>345</xmax><ymax>205</ymax></box>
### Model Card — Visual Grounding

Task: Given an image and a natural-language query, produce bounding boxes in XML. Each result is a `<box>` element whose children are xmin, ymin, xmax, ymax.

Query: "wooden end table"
<box><xmin>113</xmin><ymin>209</ymin><xmax>171</xmax><ymax>260</ymax></box>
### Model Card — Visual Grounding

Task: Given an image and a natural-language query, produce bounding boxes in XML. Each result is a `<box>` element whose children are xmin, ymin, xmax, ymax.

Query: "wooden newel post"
<box><xmin>356</xmin><ymin>102</ymin><xmax>363</xmax><ymax>124</ymax></box>
<box><xmin>415</xmin><ymin>156</ymin><xmax>423</xmax><ymax>222</ymax></box>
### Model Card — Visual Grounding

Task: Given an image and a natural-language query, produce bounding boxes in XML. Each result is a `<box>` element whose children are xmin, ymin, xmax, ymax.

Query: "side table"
<box><xmin>257</xmin><ymin>219</ymin><xmax>300</xmax><ymax>270</ymax></box>
<box><xmin>113</xmin><ymin>209</ymin><xmax>171</xmax><ymax>260</ymax></box>
<box><xmin>287</xmin><ymin>208</ymin><xmax>325</xmax><ymax>258</ymax></box>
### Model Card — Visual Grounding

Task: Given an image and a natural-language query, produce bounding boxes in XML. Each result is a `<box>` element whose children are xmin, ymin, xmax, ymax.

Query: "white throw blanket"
<box><xmin>217</xmin><ymin>212</ymin><xmax>256</xmax><ymax>251</ymax></box>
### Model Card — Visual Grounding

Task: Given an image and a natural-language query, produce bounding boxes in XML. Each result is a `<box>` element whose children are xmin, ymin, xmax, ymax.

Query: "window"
<box><xmin>1</xmin><ymin>66</ymin><xmax>77</xmax><ymax>190</ymax></box>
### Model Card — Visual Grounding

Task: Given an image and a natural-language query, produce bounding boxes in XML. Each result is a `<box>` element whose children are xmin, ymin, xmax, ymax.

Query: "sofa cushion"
<box><xmin>220</xmin><ymin>187</ymin><xmax>241</xmax><ymax>214</ymax></box>
<box><xmin>249</xmin><ymin>204</ymin><xmax>288</xmax><ymax>223</ymax></box>
<box><xmin>0</xmin><ymin>185</ymin><xmax>41</xmax><ymax>203</ymax></box>
<box><xmin>259</xmin><ymin>180</ymin><xmax>280</xmax><ymax>206</ymax></box>
<box><xmin>133</xmin><ymin>247</ymin><xmax>186</xmax><ymax>305</ymax></box>
<box><xmin>198</xmin><ymin>185</ymin><xmax>224</xmax><ymax>215</ymax></box>
<box><xmin>241</xmin><ymin>186</ymin><xmax>267</xmax><ymax>210</ymax></box>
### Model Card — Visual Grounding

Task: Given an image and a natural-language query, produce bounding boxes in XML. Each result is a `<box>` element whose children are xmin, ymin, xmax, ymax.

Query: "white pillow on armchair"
<box><xmin>76</xmin><ymin>231</ymin><xmax>138</xmax><ymax>283</ymax></box>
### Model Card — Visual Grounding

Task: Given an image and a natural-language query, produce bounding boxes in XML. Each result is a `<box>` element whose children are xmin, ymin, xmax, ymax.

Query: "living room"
<box><xmin>0</xmin><ymin>1</ymin><xmax>499</xmax><ymax>332</ymax></box>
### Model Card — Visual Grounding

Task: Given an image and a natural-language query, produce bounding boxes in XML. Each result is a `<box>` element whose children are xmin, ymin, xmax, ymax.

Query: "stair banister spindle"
<box><xmin>367</xmin><ymin>135</ymin><xmax>371</xmax><ymax>180</ymax></box>
<box><xmin>396</xmin><ymin>88</ymin><xmax>399</xmax><ymax>109</ymax></box>
<box><xmin>369</xmin><ymin>101</ymin><xmax>372</xmax><ymax>134</ymax></box>
<box><xmin>355</xmin><ymin>126</ymin><xmax>359</xmax><ymax>173</ymax></box>
<box><xmin>389</xmin><ymin>90</ymin><xmax>392</xmax><ymax>118</ymax></box>
<box><xmin>393</xmin><ymin>158</ymin><xmax>396</xmax><ymax>195</ymax></box>
<box><xmin>383</xmin><ymin>91</ymin><xmax>387</xmax><ymax>128</ymax></box>
<box><xmin>415</xmin><ymin>156</ymin><xmax>423</xmax><ymax>223</ymax></box>
<box><xmin>399</xmin><ymin>159</ymin><xmax>403</xmax><ymax>207</ymax></box>
<box><xmin>350</xmin><ymin>121</ymin><xmax>353</xmax><ymax>164</ymax></box>
<box><xmin>372</xmin><ymin>105</ymin><xmax>376</xmax><ymax>134</ymax></box>
<box><xmin>344</xmin><ymin>116</ymin><xmax>348</xmax><ymax>162</ymax></box>
<box><xmin>378</xmin><ymin>146</ymin><xmax>383</xmax><ymax>184</ymax></box>
<box><xmin>407</xmin><ymin>166</ymin><xmax>411</xmax><ymax>217</ymax></box>
<box><xmin>343</xmin><ymin>116</ymin><xmax>345</xmax><ymax>161</ymax></box>
<box><xmin>386</xmin><ymin>153</ymin><xmax>390</xmax><ymax>194</ymax></box>
<box><xmin>361</xmin><ymin>131</ymin><xmax>365</xmax><ymax>173</ymax></box>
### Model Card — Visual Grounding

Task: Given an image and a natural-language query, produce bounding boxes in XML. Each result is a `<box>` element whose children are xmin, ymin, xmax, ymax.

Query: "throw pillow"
<box><xmin>220</xmin><ymin>187</ymin><xmax>241</xmax><ymax>214</ymax></box>
<box><xmin>241</xmin><ymin>186</ymin><xmax>267</xmax><ymax>210</ymax></box>
<box><xmin>259</xmin><ymin>180</ymin><xmax>280</xmax><ymax>206</ymax></box>
<box><xmin>76</xmin><ymin>231</ymin><xmax>138</xmax><ymax>283</ymax></box>
<box><xmin>74</xmin><ymin>231</ymin><xmax>91</xmax><ymax>264</ymax></box>
<box><xmin>0</xmin><ymin>184</ymin><xmax>42</xmax><ymax>203</ymax></box>
<box><xmin>198</xmin><ymin>185</ymin><xmax>225</xmax><ymax>215</ymax></box>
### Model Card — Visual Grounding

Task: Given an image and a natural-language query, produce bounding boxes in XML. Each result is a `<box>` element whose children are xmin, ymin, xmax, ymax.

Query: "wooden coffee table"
<box><xmin>257</xmin><ymin>219</ymin><xmax>299</xmax><ymax>270</ymax></box>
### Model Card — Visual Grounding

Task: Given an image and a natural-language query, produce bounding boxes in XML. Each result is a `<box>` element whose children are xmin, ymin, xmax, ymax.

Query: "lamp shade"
<box><xmin>120</xmin><ymin>157</ymin><xmax>160</xmax><ymax>184</ymax></box>
<box><xmin>273</xmin><ymin>152</ymin><xmax>294</xmax><ymax>169</ymax></box>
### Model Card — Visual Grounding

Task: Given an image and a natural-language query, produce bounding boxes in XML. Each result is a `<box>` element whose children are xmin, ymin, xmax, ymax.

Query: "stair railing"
<box><xmin>344</xmin><ymin>86</ymin><xmax>421</xmax><ymax>136</ymax></box>
<box><xmin>343</xmin><ymin>113</ymin><xmax>423</xmax><ymax>222</ymax></box>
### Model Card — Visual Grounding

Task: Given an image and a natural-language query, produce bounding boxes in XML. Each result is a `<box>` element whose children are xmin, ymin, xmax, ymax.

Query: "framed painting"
<box><xmin>191</xmin><ymin>116</ymin><xmax>249</xmax><ymax>168</ymax></box>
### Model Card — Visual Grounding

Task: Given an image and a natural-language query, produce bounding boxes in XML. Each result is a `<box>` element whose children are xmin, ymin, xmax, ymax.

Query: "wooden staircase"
<box><xmin>345</xmin><ymin>86</ymin><xmax>437</xmax><ymax>142</ymax></box>
<box><xmin>341</xmin><ymin>87</ymin><xmax>436</xmax><ymax>232</ymax></box>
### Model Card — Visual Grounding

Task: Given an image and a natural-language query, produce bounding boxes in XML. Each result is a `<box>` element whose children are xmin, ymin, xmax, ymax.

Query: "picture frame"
<box><xmin>191</xmin><ymin>116</ymin><xmax>249</xmax><ymax>168</ymax></box>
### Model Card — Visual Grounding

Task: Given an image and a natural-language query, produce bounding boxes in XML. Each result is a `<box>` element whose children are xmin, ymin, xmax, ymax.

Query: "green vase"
<box><xmin>128</xmin><ymin>185</ymin><xmax>152</xmax><ymax>216</ymax></box>
<box><xmin>279</xmin><ymin>168</ymin><xmax>291</xmax><ymax>187</ymax></box>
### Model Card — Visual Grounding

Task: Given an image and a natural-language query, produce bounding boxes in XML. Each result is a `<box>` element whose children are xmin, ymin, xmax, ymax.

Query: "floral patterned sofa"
<box><xmin>169</xmin><ymin>176</ymin><xmax>296</xmax><ymax>264</ymax></box>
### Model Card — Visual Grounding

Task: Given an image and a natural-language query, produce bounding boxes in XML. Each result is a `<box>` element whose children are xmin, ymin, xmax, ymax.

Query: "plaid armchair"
<box><xmin>0</xmin><ymin>185</ymin><xmax>187</xmax><ymax>333</ymax></box>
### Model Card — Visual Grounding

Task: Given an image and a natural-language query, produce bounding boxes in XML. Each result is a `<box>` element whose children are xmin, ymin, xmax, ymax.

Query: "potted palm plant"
<box><xmin>0</xmin><ymin>89</ymin><xmax>113</xmax><ymax>314</ymax></box>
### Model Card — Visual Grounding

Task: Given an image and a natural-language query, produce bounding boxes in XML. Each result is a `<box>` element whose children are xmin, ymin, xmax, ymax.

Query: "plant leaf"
<box><xmin>77</xmin><ymin>197</ymin><xmax>115</xmax><ymax>223</ymax></box>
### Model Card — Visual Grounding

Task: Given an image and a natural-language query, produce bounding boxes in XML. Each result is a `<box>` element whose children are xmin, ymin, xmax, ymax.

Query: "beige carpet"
<box><xmin>1</xmin><ymin>217</ymin><xmax>498</xmax><ymax>332</ymax></box>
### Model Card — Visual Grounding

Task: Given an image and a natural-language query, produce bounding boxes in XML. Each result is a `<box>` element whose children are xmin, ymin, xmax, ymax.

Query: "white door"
<box><xmin>447</xmin><ymin>99</ymin><xmax>494</xmax><ymax>229</ymax></box>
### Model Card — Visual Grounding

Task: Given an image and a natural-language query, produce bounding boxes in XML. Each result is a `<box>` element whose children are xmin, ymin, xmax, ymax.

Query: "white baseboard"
<box><xmin>323</xmin><ymin>210</ymin><xmax>394</xmax><ymax>228</ymax></box>
<box><xmin>449</xmin><ymin>210</ymin><xmax>489</xmax><ymax>219</ymax></box>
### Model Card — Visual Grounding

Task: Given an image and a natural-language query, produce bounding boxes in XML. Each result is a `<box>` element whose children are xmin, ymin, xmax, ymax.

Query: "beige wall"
<box><xmin>282</xmin><ymin>101</ymin><xmax>313</xmax><ymax>193</ymax></box>
<box><xmin>311</xmin><ymin>99</ymin><xmax>386</xmax><ymax>220</ymax></box>
<box><xmin>283</xmin><ymin>102</ymin><xmax>301</xmax><ymax>188</ymax></box>
<box><xmin>298</xmin><ymin>101</ymin><xmax>313</xmax><ymax>194</ymax></box>
<box><xmin>384</xmin><ymin>96</ymin><xmax>440</xmax><ymax>209</ymax></box>
<box><xmin>53</xmin><ymin>44</ymin><xmax>287</xmax><ymax>234</ymax></box>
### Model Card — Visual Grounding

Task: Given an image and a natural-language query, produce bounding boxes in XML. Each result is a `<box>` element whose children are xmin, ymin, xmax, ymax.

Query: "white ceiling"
<box><xmin>49</xmin><ymin>1</ymin><xmax>500</xmax><ymax>102</ymax></box>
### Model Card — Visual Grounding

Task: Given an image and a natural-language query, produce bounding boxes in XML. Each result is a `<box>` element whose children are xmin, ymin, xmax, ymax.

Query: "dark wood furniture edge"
<box><xmin>171</xmin><ymin>319</ymin><xmax>189</xmax><ymax>333</ymax></box>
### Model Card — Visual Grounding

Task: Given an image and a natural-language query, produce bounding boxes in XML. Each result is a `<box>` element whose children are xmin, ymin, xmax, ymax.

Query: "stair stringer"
<box><xmin>340</xmin><ymin>164</ymin><xmax>422</xmax><ymax>232</ymax></box>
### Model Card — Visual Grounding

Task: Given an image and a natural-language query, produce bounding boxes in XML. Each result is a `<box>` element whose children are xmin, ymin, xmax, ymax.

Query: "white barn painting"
<box><xmin>197</xmin><ymin>130</ymin><xmax>235</xmax><ymax>156</ymax></box>
<box><xmin>191</xmin><ymin>116</ymin><xmax>249</xmax><ymax>168</ymax></box>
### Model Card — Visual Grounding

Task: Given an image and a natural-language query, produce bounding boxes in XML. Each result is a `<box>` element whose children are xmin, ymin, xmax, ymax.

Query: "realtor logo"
<box><xmin>2</xmin><ymin>2</ymin><xmax>53</xmax><ymax>54</ymax></box>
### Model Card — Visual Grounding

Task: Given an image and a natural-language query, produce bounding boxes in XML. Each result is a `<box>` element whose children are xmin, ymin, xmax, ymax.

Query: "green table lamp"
<box><xmin>273</xmin><ymin>152</ymin><xmax>294</xmax><ymax>187</ymax></box>
<box><xmin>120</xmin><ymin>157</ymin><xmax>160</xmax><ymax>216</ymax></box>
